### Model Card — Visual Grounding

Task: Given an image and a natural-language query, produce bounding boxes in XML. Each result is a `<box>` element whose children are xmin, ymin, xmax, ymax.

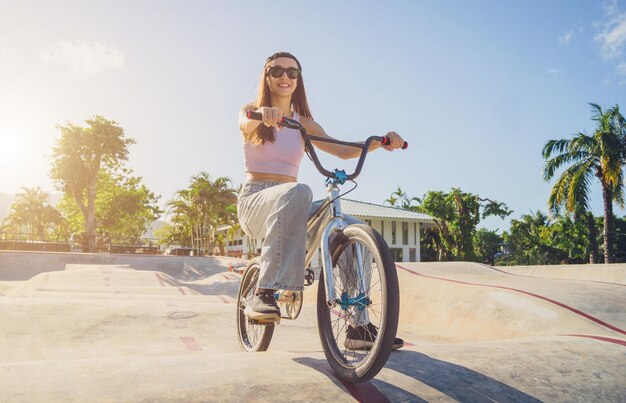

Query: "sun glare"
<box><xmin>0</xmin><ymin>124</ymin><xmax>33</xmax><ymax>186</ymax></box>
<box><xmin>0</xmin><ymin>131</ymin><xmax>24</xmax><ymax>166</ymax></box>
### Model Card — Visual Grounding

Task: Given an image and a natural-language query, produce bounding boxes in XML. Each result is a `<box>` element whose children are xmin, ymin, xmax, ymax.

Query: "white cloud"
<box><xmin>40</xmin><ymin>41</ymin><xmax>125</xmax><ymax>75</ymax></box>
<box><xmin>0</xmin><ymin>46</ymin><xmax>24</xmax><ymax>63</ymax></box>
<box><xmin>558</xmin><ymin>30</ymin><xmax>573</xmax><ymax>45</ymax></box>
<box><xmin>547</xmin><ymin>68</ymin><xmax>562</xmax><ymax>75</ymax></box>
<box><xmin>595</xmin><ymin>9</ymin><xmax>626</xmax><ymax>60</ymax></box>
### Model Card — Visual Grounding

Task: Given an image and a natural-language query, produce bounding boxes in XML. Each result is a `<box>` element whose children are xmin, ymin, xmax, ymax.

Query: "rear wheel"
<box><xmin>280</xmin><ymin>290</ymin><xmax>303</xmax><ymax>320</ymax></box>
<box><xmin>317</xmin><ymin>224</ymin><xmax>399</xmax><ymax>383</ymax></box>
<box><xmin>236</xmin><ymin>259</ymin><xmax>275</xmax><ymax>352</ymax></box>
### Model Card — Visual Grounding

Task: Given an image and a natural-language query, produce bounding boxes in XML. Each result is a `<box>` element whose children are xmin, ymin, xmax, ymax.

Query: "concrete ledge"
<box><xmin>0</xmin><ymin>251</ymin><xmax>245</xmax><ymax>281</ymax></box>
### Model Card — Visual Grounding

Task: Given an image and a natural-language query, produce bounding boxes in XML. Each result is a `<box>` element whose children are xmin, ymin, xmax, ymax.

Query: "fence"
<box><xmin>0</xmin><ymin>232</ymin><xmax>160</xmax><ymax>255</ymax></box>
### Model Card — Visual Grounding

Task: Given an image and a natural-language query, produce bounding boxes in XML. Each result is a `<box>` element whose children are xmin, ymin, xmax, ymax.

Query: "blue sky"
<box><xmin>1</xmin><ymin>1</ymin><xmax>625</xmax><ymax>231</ymax></box>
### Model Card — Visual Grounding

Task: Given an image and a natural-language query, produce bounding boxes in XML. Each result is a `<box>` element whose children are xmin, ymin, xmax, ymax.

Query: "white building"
<box><xmin>216</xmin><ymin>198</ymin><xmax>435</xmax><ymax>262</ymax></box>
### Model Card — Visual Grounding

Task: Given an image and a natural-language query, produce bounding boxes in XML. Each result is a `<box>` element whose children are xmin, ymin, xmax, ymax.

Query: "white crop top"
<box><xmin>243</xmin><ymin>112</ymin><xmax>305</xmax><ymax>178</ymax></box>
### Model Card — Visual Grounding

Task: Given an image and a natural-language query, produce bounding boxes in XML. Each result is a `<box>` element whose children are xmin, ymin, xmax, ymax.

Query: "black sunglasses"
<box><xmin>267</xmin><ymin>66</ymin><xmax>300</xmax><ymax>79</ymax></box>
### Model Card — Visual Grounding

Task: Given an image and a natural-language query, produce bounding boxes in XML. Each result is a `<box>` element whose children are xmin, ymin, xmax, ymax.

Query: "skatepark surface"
<box><xmin>0</xmin><ymin>251</ymin><xmax>624</xmax><ymax>402</ymax></box>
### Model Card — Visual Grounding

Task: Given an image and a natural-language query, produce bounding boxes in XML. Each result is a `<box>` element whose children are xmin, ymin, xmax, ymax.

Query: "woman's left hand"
<box><xmin>381</xmin><ymin>132</ymin><xmax>404</xmax><ymax>151</ymax></box>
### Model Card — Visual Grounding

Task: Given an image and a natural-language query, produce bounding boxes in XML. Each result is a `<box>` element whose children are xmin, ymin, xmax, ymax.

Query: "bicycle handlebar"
<box><xmin>245</xmin><ymin>110</ymin><xmax>408</xmax><ymax>181</ymax></box>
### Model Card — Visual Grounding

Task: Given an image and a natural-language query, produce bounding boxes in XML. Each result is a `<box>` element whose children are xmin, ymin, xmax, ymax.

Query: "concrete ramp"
<box><xmin>0</xmin><ymin>258</ymin><xmax>624</xmax><ymax>401</ymax></box>
<box><xmin>396</xmin><ymin>262</ymin><xmax>625</xmax><ymax>342</ymax></box>
<box><xmin>494</xmin><ymin>263</ymin><xmax>626</xmax><ymax>285</ymax></box>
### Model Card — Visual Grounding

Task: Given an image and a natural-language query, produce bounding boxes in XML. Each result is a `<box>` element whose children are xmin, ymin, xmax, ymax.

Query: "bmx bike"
<box><xmin>236</xmin><ymin>111</ymin><xmax>407</xmax><ymax>383</ymax></box>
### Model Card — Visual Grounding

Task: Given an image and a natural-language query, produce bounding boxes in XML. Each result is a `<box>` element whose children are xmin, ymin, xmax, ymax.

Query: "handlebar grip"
<box><xmin>381</xmin><ymin>136</ymin><xmax>408</xmax><ymax>150</ymax></box>
<box><xmin>246</xmin><ymin>111</ymin><xmax>262</xmax><ymax>120</ymax></box>
<box><xmin>246</xmin><ymin>110</ymin><xmax>285</xmax><ymax>124</ymax></box>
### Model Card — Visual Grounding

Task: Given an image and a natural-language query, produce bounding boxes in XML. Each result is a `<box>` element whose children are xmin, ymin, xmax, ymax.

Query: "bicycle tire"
<box><xmin>281</xmin><ymin>291</ymin><xmax>303</xmax><ymax>320</ymax></box>
<box><xmin>316</xmin><ymin>224</ymin><xmax>399</xmax><ymax>383</ymax></box>
<box><xmin>236</xmin><ymin>259</ymin><xmax>275</xmax><ymax>352</ymax></box>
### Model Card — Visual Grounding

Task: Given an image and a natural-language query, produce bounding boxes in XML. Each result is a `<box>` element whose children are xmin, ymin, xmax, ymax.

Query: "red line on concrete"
<box><xmin>478</xmin><ymin>263</ymin><xmax>626</xmax><ymax>287</ymax></box>
<box><xmin>217</xmin><ymin>295</ymin><xmax>230</xmax><ymax>304</ymax></box>
<box><xmin>396</xmin><ymin>264</ymin><xmax>626</xmax><ymax>336</ymax></box>
<box><xmin>178</xmin><ymin>287</ymin><xmax>187</xmax><ymax>295</ymax></box>
<box><xmin>336</xmin><ymin>378</ymin><xmax>390</xmax><ymax>403</ymax></box>
<box><xmin>563</xmin><ymin>334</ymin><xmax>626</xmax><ymax>347</ymax></box>
<box><xmin>155</xmin><ymin>273</ymin><xmax>165</xmax><ymax>287</ymax></box>
<box><xmin>180</xmin><ymin>336</ymin><xmax>203</xmax><ymax>351</ymax></box>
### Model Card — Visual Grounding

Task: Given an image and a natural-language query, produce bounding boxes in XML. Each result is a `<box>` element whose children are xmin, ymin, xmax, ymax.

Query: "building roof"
<box><xmin>217</xmin><ymin>199</ymin><xmax>434</xmax><ymax>234</ymax></box>
<box><xmin>337</xmin><ymin>199</ymin><xmax>434</xmax><ymax>222</ymax></box>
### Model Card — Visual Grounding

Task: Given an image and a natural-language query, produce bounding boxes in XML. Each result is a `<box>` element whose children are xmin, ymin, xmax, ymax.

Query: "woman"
<box><xmin>238</xmin><ymin>52</ymin><xmax>405</xmax><ymax>350</ymax></box>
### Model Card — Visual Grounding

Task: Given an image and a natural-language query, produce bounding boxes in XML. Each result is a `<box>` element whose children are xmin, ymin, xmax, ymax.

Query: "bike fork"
<box><xmin>321</xmin><ymin>217</ymin><xmax>343</xmax><ymax>308</ymax></box>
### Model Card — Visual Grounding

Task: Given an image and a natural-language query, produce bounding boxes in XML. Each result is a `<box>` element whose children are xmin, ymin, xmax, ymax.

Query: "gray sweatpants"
<box><xmin>237</xmin><ymin>180</ymin><xmax>371</xmax><ymax>326</ymax></box>
<box><xmin>237</xmin><ymin>181</ymin><xmax>313</xmax><ymax>291</ymax></box>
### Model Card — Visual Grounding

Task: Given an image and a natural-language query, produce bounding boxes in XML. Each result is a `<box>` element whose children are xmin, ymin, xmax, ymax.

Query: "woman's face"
<box><xmin>266</xmin><ymin>57</ymin><xmax>299</xmax><ymax>98</ymax></box>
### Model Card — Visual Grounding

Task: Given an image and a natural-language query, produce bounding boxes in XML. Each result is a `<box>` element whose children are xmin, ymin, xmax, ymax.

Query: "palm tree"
<box><xmin>543</xmin><ymin>103</ymin><xmax>626</xmax><ymax>263</ymax></box>
<box><xmin>3</xmin><ymin>187</ymin><xmax>64</xmax><ymax>240</ymax></box>
<box><xmin>384</xmin><ymin>186</ymin><xmax>420</xmax><ymax>210</ymax></box>
<box><xmin>167</xmin><ymin>172</ymin><xmax>237</xmax><ymax>255</ymax></box>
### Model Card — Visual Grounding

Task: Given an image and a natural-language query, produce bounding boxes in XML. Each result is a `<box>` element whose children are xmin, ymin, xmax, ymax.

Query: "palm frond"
<box><xmin>565</xmin><ymin>159</ymin><xmax>594</xmax><ymax>212</ymax></box>
<box><xmin>542</xmin><ymin>138</ymin><xmax>571</xmax><ymax>159</ymax></box>
<box><xmin>612</xmin><ymin>169</ymin><xmax>625</xmax><ymax>208</ymax></box>
<box><xmin>547</xmin><ymin>172</ymin><xmax>570</xmax><ymax>216</ymax></box>
<box><xmin>543</xmin><ymin>155</ymin><xmax>565</xmax><ymax>181</ymax></box>
<box><xmin>547</xmin><ymin>157</ymin><xmax>595</xmax><ymax>215</ymax></box>
<box><xmin>589</xmin><ymin>102</ymin><xmax>603</xmax><ymax>122</ymax></box>
<box><xmin>569</xmin><ymin>132</ymin><xmax>594</xmax><ymax>153</ymax></box>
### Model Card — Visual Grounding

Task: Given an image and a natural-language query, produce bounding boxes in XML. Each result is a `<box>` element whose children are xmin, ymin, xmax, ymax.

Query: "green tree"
<box><xmin>500</xmin><ymin>211</ymin><xmax>563</xmax><ymax>265</ymax></box>
<box><xmin>50</xmin><ymin>116</ymin><xmax>135</xmax><ymax>251</ymax></box>
<box><xmin>57</xmin><ymin>167</ymin><xmax>161</xmax><ymax>244</ymax></box>
<box><xmin>543</xmin><ymin>103</ymin><xmax>626</xmax><ymax>263</ymax></box>
<box><xmin>474</xmin><ymin>228</ymin><xmax>503</xmax><ymax>265</ymax></box>
<box><xmin>548</xmin><ymin>214</ymin><xmax>589</xmax><ymax>264</ymax></box>
<box><xmin>385</xmin><ymin>187</ymin><xmax>511</xmax><ymax>261</ymax></box>
<box><xmin>613</xmin><ymin>216</ymin><xmax>626</xmax><ymax>262</ymax></box>
<box><xmin>415</xmin><ymin>190</ymin><xmax>456</xmax><ymax>260</ymax></box>
<box><xmin>2</xmin><ymin>187</ymin><xmax>65</xmax><ymax>240</ymax></box>
<box><xmin>166</xmin><ymin>172</ymin><xmax>237</xmax><ymax>255</ymax></box>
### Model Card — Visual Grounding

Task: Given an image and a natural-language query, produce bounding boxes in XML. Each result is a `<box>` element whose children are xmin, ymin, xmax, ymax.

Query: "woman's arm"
<box><xmin>300</xmin><ymin>116</ymin><xmax>403</xmax><ymax>160</ymax></box>
<box><xmin>239</xmin><ymin>103</ymin><xmax>262</xmax><ymax>137</ymax></box>
<box><xmin>239</xmin><ymin>104</ymin><xmax>286</xmax><ymax>139</ymax></box>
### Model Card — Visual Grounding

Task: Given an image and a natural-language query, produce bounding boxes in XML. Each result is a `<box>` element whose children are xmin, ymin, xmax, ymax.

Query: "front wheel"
<box><xmin>236</xmin><ymin>259</ymin><xmax>275</xmax><ymax>352</ymax></box>
<box><xmin>317</xmin><ymin>224</ymin><xmax>399</xmax><ymax>383</ymax></box>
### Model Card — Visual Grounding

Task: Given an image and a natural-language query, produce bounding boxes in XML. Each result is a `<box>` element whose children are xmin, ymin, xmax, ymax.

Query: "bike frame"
<box><xmin>304</xmin><ymin>182</ymin><xmax>347</xmax><ymax>308</ymax></box>
<box><xmin>294</xmin><ymin>120</ymin><xmax>380</xmax><ymax>309</ymax></box>
<box><xmin>245</xmin><ymin>111</ymin><xmax>406</xmax><ymax>309</ymax></box>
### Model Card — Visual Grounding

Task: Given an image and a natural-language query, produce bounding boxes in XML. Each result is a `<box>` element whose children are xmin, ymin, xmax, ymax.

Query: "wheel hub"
<box><xmin>337</xmin><ymin>292</ymin><xmax>371</xmax><ymax>312</ymax></box>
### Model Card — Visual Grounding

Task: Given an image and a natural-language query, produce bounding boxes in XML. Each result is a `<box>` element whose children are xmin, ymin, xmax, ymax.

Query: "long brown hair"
<box><xmin>248</xmin><ymin>52</ymin><xmax>313</xmax><ymax>145</ymax></box>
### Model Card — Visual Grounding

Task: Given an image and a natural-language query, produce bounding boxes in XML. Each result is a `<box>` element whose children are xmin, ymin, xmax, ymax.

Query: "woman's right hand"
<box><xmin>257</xmin><ymin>107</ymin><xmax>283</xmax><ymax>128</ymax></box>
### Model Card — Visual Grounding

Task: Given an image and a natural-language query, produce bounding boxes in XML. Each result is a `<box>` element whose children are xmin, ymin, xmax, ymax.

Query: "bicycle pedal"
<box><xmin>251</xmin><ymin>317</ymin><xmax>280</xmax><ymax>325</ymax></box>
